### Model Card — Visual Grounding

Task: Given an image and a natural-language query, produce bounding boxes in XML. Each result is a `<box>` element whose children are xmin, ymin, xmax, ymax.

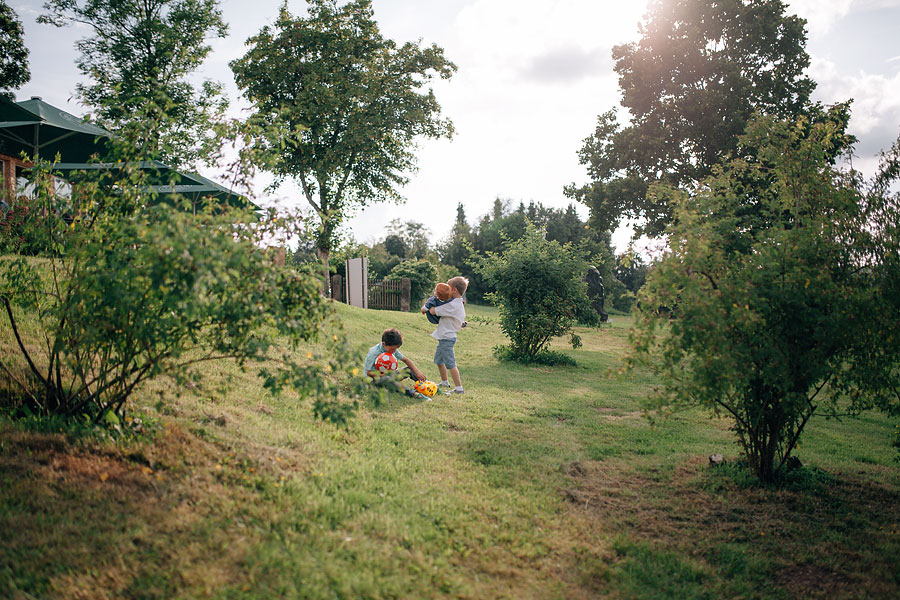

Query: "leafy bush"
<box><xmin>492</xmin><ymin>345</ymin><xmax>577</xmax><ymax>367</ymax></box>
<box><xmin>0</xmin><ymin>162</ymin><xmax>372</xmax><ymax>426</ymax></box>
<box><xmin>387</xmin><ymin>259</ymin><xmax>438</xmax><ymax>308</ymax></box>
<box><xmin>476</xmin><ymin>224</ymin><xmax>588</xmax><ymax>362</ymax></box>
<box><xmin>609</xmin><ymin>281</ymin><xmax>636</xmax><ymax>313</ymax></box>
<box><xmin>0</xmin><ymin>194</ymin><xmax>61</xmax><ymax>256</ymax></box>
<box><xmin>573</xmin><ymin>294</ymin><xmax>602</xmax><ymax>326</ymax></box>
<box><xmin>626</xmin><ymin>110</ymin><xmax>900</xmax><ymax>482</ymax></box>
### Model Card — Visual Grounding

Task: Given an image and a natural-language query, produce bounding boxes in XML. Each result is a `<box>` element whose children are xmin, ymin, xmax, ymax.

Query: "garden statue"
<box><xmin>584</xmin><ymin>266</ymin><xmax>609</xmax><ymax>323</ymax></box>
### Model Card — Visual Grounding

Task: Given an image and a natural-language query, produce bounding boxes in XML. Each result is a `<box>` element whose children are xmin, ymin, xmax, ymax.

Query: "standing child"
<box><xmin>422</xmin><ymin>276</ymin><xmax>468</xmax><ymax>394</ymax></box>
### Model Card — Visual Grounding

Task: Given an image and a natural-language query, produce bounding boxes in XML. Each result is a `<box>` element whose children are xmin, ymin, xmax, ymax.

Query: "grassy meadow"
<box><xmin>2</xmin><ymin>301</ymin><xmax>899</xmax><ymax>599</ymax></box>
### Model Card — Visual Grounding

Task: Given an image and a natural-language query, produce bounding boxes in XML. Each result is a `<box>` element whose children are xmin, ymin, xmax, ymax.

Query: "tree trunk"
<box><xmin>317</xmin><ymin>246</ymin><xmax>330</xmax><ymax>296</ymax></box>
<box><xmin>316</xmin><ymin>215</ymin><xmax>335</xmax><ymax>296</ymax></box>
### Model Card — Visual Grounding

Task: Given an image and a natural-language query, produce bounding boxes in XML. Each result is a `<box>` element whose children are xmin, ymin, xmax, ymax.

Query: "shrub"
<box><xmin>0</xmin><ymin>162</ymin><xmax>372</xmax><ymax>426</ymax></box>
<box><xmin>492</xmin><ymin>345</ymin><xmax>577</xmax><ymax>367</ymax></box>
<box><xmin>387</xmin><ymin>259</ymin><xmax>438</xmax><ymax>308</ymax></box>
<box><xmin>626</xmin><ymin>110</ymin><xmax>900</xmax><ymax>482</ymax></box>
<box><xmin>476</xmin><ymin>224</ymin><xmax>588</xmax><ymax>361</ymax></box>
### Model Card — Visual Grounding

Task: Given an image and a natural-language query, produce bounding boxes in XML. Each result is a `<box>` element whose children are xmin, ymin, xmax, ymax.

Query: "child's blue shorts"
<box><xmin>434</xmin><ymin>338</ymin><xmax>456</xmax><ymax>368</ymax></box>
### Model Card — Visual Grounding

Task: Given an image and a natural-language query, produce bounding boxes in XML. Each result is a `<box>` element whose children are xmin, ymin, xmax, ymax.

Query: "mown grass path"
<box><xmin>2</xmin><ymin>303</ymin><xmax>899</xmax><ymax>598</ymax></box>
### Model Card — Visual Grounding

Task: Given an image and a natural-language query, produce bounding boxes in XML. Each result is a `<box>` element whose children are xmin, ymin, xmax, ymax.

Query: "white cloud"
<box><xmin>810</xmin><ymin>55</ymin><xmax>900</xmax><ymax>135</ymax></box>
<box><xmin>786</xmin><ymin>0</ymin><xmax>900</xmax><ymax>36</ymax></box>
<box><xmin>521</xmin><ymin>45</ymin><xmax>610</xmax><ymax>84</ymax></box>
<box><xmin>786</xmin><ymin>0</ymin><xmax>855</xmax><ymax>35</ymax></box>
<box><xmin>349</xmin><ymin>0</ymin><xmax>649</xmax><ymax>245</ymax></box>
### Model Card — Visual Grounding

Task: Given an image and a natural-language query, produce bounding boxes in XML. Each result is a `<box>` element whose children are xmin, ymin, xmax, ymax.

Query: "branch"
<box><xmin>299</xmin><ymin>175</ymin><xmax>322</xmax><ymax>214</ymax></box>
<box><xmin>2</xmin><ymin>297</ymin><xmax>47</xmax><ymax>389</ymax></box>
<box><xmin>334</xmin><ymin>150</ymin><xmax>358</xmax><ymax>203</ymax></box>
<box><xmin>713</xmin><ymin>395</ymin><xmax>748</xmax><ymax>432</ymax></box>
<box><xmin>778</xmin><ymin>403</ymin><xmax>816</xmax><ymax>473</ymax></box>
<box><xmin>0</xmin><ymin>357</ymin><xmax>43</xmax><ymax>408</ymax></box>
<box><xmin>699</xmin><ymin>270</ymin><xmax>719</xmax><ymax>291</ymax></box>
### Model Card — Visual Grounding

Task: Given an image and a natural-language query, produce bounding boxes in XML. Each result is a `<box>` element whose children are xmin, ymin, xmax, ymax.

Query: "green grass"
<box><xmin>2</xmin><ymin>301</ymin><xmax>899</xmax><ymax>598</ymax></box>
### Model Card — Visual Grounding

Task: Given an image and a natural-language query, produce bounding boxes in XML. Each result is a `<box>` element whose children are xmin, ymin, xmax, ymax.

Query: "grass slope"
<box><xmin>2</xmin><ymin>302</ymin><xmax>899</xmax><ymax>599</ymax></box>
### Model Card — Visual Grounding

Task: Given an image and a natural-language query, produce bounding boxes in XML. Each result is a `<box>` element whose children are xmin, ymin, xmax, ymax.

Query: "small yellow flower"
<box><xmin>351</xmin><ymin>368</ymin><xmax>359</xmax><ymax>376</ymax></box>
<box><xmin>306</xmin><ymin>351</ymin><xmax>313</xmax><ymax>359</ymax></box>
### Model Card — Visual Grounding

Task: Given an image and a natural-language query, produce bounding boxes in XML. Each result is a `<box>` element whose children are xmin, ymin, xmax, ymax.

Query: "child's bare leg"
<box><xmin>449</xmin><ymin>367</ymin><xmax>462</xmax><ymax>388</ymax></box>
<box><xmin>437</xmin><ymin>364</ymin><xmax>448</xmax><ymax>382</ymax></box>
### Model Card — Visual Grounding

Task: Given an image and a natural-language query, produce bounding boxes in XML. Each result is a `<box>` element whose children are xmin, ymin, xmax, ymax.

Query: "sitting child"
<box><xmin>422</xmin><ymin>282</ymin><xmax>452</xmax><ymax>325</ymax></box>
<box><xmin>364</xmin><ymin>328</ymin><xmax>427</xmax><ymax>399</ymax></box>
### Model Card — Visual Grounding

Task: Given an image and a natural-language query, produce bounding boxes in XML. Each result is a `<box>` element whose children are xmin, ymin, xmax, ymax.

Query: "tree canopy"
<box><xmin>566</xmin><ymin>0</ymin><xmax>815</xmax><ymax>237</ymax></box>
<box><xmin>39</xmin><ymin>0</ymin><xmax>229</xmax><ymax>167</ymax></box>
<box><xmin>0</xmin><ymin>0</ymin><xmax>29</xmax><ymax>95</ymax></box>
<box><xmin>231</xmin><ymin>0</ymin><xmax>456</xmax><ymax>284</ymax></box>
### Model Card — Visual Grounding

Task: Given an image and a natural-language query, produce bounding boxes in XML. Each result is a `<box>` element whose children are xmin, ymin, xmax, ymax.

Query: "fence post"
<box><xmin>400</xmin><ymin>278</ymin><xmax>411</xmax><ymax>312</ymax></box>
<box><xmin>331</xmin><ymin>274</ymin><xmax>343</xmax><ymax>302</ymax></box>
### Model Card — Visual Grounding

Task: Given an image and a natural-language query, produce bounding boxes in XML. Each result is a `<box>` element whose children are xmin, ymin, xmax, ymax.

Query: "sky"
<box><xmin>9</xmin><ymin>0</ymin><xmax>900</xmax><ymax>251</ymax></box>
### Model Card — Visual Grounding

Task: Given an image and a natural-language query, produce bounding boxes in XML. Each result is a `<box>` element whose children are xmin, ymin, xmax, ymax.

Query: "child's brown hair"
<box><xmin>434</xmin><ymin>282</ymin><xmax>452</xmax><ymax>302</ymax></box>
<box><xmin>447</xmin><ymin>276</ymin><xmax>469</xmax><ymax>296</ymax></box>
<box><xmin>381</xmin><ymin>328</ymin><xmax>403</xmax><ymax>347</ymax></box>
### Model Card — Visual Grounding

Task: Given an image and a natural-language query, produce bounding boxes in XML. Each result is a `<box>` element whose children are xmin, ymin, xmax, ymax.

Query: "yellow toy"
<box><xmin>413</xmin><ymin>379</ymin><xmax>438</xmax><ymax>397</ymax></box>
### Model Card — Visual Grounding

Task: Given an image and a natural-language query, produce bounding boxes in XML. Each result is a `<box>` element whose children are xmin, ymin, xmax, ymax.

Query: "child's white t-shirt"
<box><xmin>431</xmin><ymin>297</ymin><xmax>466</xmax><ymax>340</ymax></box>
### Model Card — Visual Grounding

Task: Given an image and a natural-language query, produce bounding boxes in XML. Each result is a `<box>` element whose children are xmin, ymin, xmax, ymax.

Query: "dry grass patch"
<box><xmin>561</xmin><ymin>456</ymin><xmax>900</xmax><ymax>598</ymax></box>
<box><xmin>0</xmin><ymin>423</ymin><xmax>283</xmax><ymax>599</ymax></box>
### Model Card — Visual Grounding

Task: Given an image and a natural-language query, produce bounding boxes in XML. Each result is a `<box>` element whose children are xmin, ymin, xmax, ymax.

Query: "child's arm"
<box><xmin>400</xmin><ymin>357</ymin><xmax>426</xmax><ymax>381</ymax></box>
<box><xmin>433</xmin><ymin>299</ymin><xmax>464</xmax><ymax>319</ymax></box>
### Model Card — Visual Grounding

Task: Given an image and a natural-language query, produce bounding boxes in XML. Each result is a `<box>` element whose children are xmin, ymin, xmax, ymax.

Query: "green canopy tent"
<box><xmin>49</xmin><ymin>160</ymin><xmax>200</xmax><ymax>186</ymax></box>
<box><xmin>0</xmin><ymin>94</ymin><xmax>41</xmax><ymax>125</ymax></box>
<box><xmin>149</xmin><ymin>171</ymin><xmax>257</xmax><ymax>212</ymax></box>
<box><xmin>3</xmin><ymin>96</ymin><xmax>256</xmax><ymax>212</ymax></box>
<box><xmin>0</xmin><ymin>96</ymin><xmax>112</xmax><ymax>163</ymax></box>
<box><xmin>47</xmin><ymin>161</ymin><xmax>257</xmax><ymax>212</ymax></box>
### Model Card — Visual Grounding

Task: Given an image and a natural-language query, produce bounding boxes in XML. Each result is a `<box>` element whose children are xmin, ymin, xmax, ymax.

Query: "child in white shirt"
<box><xmin>422</xmin><ymin>276</ymin><xmax>468</xmax><ymax>394</ymax></box>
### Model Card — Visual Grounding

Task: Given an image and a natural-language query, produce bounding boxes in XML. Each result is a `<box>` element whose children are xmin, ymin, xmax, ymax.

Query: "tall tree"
<box><xmin>566</xmin><ymin>0</ymin><xmax>814</xmax><ymax>237</ymax></box>
<box><xmin>39</xmin><ymin>0</ymin><xmax>228</xmax><ymax>167</ymax></box>
<box><xmin>231</xmin><ymin>0</ymin><xmax>455</xmax><ymax>285</ymax></box>
<box><xmin>0</xmin><ymin>0</ymin><xmax>29</xmax><ymax>96</ymax></box>
<box><xmin>436</xmin><ymin>202</ymin><xmax>475</xmax><ymax>292</ymax></box>
<box><xmin>386</xmin><ymin>219</ymin><xmax>430</xmax><ymax>260</ymax></box>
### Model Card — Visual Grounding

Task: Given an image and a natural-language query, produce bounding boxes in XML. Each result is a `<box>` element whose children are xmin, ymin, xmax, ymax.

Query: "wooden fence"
<box><xmin>368</xmin><ymin>278</ymin><xmax>411</xmax><ymax>311</ymax></box>
<box><xmin>330</xmin><ymin>273</ymin><xmax>411</xmax><ymax>311</ymax></box>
